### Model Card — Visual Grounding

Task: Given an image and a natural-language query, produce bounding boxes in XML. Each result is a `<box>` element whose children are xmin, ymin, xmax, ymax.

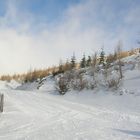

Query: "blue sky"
<box><xmin>0</xmin><ymin>0</ymin><xmax>140</xmax><ymax>74</ymax></box>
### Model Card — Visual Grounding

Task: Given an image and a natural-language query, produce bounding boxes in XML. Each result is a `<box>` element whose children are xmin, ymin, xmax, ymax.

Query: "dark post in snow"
<box><xmin>0</xmin><ymin>94</ymin><xmax>4</xmax><ymax>113</ymax></box>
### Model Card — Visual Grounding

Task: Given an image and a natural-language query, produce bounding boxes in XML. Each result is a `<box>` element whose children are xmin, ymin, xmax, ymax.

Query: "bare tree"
<box><xmin>58</xmin><ymin>59</ymin><xmax>64</xmax><ymax>73</ymax></box>
<box><xmin>92</xmin><ymin>52</ymin><xmax>97</xmax><ymax>77</ymax></box>
<box><xmin>63</xmin><ymin>59</ymin><xmax>71</xmax><ymax>71</ymax></box>
<box><xmin>116</xmin><ymin>41</ymin><xmax>123</xmax><ymax>79</ymax></box>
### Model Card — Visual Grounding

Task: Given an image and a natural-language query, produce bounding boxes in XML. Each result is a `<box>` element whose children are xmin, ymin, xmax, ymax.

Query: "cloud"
<box><xmin>0</xmin><ymin>0</ymin><xmax>139</xmax><ymax>74</ymax></box>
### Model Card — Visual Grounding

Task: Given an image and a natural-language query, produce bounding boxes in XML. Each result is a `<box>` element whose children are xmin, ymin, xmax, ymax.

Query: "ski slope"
<box><xmin>0</xmin><ymin>88</ymin><xmax>140</xmax><ymax>140</ymax></box>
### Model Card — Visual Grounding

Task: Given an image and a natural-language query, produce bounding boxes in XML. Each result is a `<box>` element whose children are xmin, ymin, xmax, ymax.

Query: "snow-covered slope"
<box><xmin>0</xmin><ymin>80</ymin><xmax>21</xmax><ymax>90</ymax></box>
<box><xmin>0</xmin><ymin>54</ymin><xmax>140</xmax><ymax>140</ymax></box>
<box><xmin>16</xmin><ymin>76</ymin><xmax>55</xmax><ymax>92</ymax></box>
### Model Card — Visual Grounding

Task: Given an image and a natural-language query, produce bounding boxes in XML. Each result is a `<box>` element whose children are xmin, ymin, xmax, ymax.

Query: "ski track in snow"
<box><xmin>0</xmin><ymin>89</ymin><xmax>139</xmax><ymax>140</ymax></box>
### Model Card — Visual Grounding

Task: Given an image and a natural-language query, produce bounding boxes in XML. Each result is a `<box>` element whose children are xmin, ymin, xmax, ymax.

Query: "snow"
<box><xmin>123</xmin><ymin>69</ymin><xmax>140</xmax><ymax>92</ymax></box>
<box><xmin>16</xmin><ymin>81</ymin><xmax>38</xmax><ymax>91</ymax></box>
<box><xmin>16</xmin><ymin>76</ymin><xmax>55</xmax><ymax>92</ymax></box>
<box><xmin>0</xmin><ymin>80</ymin><xmax>21</xmax><ymax>90</ymax></box>
<box><xmin>38</xmin><ymin>76</ymin><xmax>55</xmax><ymax>92</ymax></box>
<box><xmin>0</xmin><ymin>88</ymin><xmax>139</xmax><ymax>140</ymax></box>
<box><xmin>0</xmin><ymin>55</ymin><xmax>140</xmax><ymax>140</ymax></box>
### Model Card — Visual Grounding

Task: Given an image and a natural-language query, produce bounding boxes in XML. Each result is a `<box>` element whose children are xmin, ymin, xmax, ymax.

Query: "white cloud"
<box><xmin>0</xmin><ymin>0</ymin><xmax>139</xmax><ymax>74</ymax></box>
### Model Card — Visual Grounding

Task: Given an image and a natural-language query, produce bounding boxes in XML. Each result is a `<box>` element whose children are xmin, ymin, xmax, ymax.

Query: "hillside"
<box><xmin>16</xmin><ymin>54</ymin><xmax>140</xmax><ymax>93</ymax></box>
<box><xmin>0</xmin><ymin>54</ymin><xmax>140</xmax><ymax>140</ymax></box>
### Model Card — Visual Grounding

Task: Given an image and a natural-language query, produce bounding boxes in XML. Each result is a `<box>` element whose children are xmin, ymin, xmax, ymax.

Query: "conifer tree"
<box><xmin>86</xmin><ymin>56</ymin><xmax>92</xmax><ymax>67</ymax></box>
<box><xmin>99</xmin><ymin>48</ymin><xmax>105</xmax><ymax>65</ymax></box>
<box><xmin>80</xmin><ymin>54</ymin><xmax>86</xmax><ymax>68</ymax></box>
<box><xmin>71</xmin><ymin>53</ymin><xmax>76</xmax><ymax>69</ymax></box>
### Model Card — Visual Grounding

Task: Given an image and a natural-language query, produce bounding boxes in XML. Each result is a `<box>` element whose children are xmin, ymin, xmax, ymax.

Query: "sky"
<box><xmin>0</xmin><ymin>0</ymin><xmax>140</xmax><ymax>75</ymax></box>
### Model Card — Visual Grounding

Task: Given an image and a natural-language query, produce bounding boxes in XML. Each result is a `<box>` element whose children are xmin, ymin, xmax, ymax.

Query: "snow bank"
<box><xmin>0</xmin><ymin>80</ymin><xmax>21</xmax><ymax>90</ymax></box>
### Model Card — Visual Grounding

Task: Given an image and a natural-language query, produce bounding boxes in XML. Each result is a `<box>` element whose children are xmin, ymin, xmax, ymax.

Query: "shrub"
<box><xmin>106</xmin><ymin>73</ymin><xmax>121</xmax><ymax>90</ymax></box>
<box><xmin>71</xmin><ymin>75</ymin><xmax>87</xmax><ymax>91</ymax></box>
<box><xmin>55</xmin><ymin>76</ymin><xmax>69</xmax><ymax>95</ymax></box>
<box><xmin>106</xmin><ymin>77</ymin><xmax>120</xmax><ymax>90</ymax></box>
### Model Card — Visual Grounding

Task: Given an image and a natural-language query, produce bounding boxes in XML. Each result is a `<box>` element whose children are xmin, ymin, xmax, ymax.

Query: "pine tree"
<box><xmin>86</xmin><ymin>56</ymin><xmax>92</xmax><ymax>67</ymax></box>
<box><xmin>99</xmin><ymin>48</ymin><xmax>105</xmax><ymax>65</ymax></box>
<box><xmin>71</xmin><ymin>53</ymin><xmax>76</xmax><ymax>69</ymax></box>
<box><xmin>80</xmin><ymin>54</ymin><xmax>86</xmax><ymax>68</ymax></box>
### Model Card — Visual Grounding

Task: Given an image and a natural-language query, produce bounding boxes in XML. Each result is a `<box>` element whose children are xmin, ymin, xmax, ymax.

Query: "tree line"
<box><xmin>0</xmin><ymin>44</ymin><xmax>139</xmax><ymax>83</ymax></box>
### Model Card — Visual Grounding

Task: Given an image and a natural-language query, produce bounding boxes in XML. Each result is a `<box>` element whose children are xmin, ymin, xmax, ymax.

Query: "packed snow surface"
<box><xmin>0</xmin><ymin>78</ymin><xmax>140</xmax><ymax>140</ymax></box>
<box><xmin>0</xmin><ymin>89</ymin><xmax>139</xmax><ymax>140</ymax></box>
